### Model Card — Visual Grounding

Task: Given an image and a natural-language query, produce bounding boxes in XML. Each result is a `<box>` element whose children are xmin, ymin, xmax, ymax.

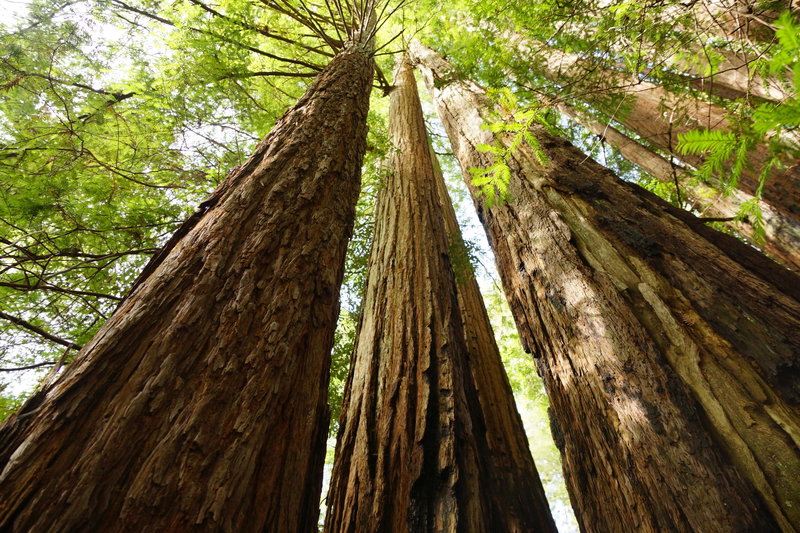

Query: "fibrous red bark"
<box><xmin>413</xmin><ymin>40</ymin><xmax>800</xmax><ymax>533</ymax></box>
<box><xmin>324</xmin><ymin>56</ymin><xmax>556</xmax><ymax>532</ymax></box>
<box><xmin>0</xmin><ymin>41</ymin><xmax>373</xmax><ymax>533</ymax></box>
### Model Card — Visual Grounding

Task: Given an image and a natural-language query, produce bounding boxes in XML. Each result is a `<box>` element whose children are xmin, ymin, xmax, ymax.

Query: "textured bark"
<box><xmin>413</xmin><ymin>40</ymin><xmax>800</xmax><ymax>533</ymax></box>
<box><xmin>430</xmin><ymin>143</ymin><xmax>556</xmax><ymax>532</ymax></box>
<box><xmin>523</xmin><ymin>39</ymin><xmax>800</xmax><ymax>225</ymax></box>
<box><xmin>558</xmin><ymin>103</ymin><xmax>800</xmax><ymax>270</ymax></box>
<box><xmin>325</xmin><ymin>56</ymin><xmax>555</xmax><ymax>533</ymax></box>
<box><xmin>0</xmin><ymin>43</ymin><xmax>373</xmax><ymax>533</ymax></box>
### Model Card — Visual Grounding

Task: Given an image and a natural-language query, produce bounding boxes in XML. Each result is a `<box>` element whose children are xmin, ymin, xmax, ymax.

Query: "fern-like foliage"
<box><xmin>675</xmin><ymin>11</ymin><xmax>800</xmax><ymax>243</ymax></box>
<box><xmin>470</xmin><ymin>88</ymin><xmax>551</xmax><ymax>207</ymax></box>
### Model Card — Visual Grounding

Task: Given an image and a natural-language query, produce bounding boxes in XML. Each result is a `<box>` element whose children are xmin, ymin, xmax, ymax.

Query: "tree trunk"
<box><xmin>693</xmin><ymin>0</ymin><xmax>786</xmax><ymax>42</ymax></box>
<box><xmin>413</xmin><ymin>40</ymin><xmax>800</xmax><ymax>533</ymax></box>
<box><xmin>520</xmin><ymin>38</ymin><xmax>800</xmax><ymax>225</ymax></box>
<box><xmin>430</xmin><ymin>142</ymin><xmax>556</xmax><ymax>531</ymax></box>
<box><xmin>325</xmin><ymin>56</ymin><xmax>556</xmax><ymax>533</ymax></box>
<box><xmin>672</xmin><ymin>46</ymin><xmax>791</xmax><ymax>103</ymax></box>
<box><xmin>557</xmin><ymin>103</ymin><xmax>800</xmax><ymax>270</ymax></box>
<box><xmin>0</xmin><ymin>41</ymin><xmax>373</xmax><ymax>533</ymax></box>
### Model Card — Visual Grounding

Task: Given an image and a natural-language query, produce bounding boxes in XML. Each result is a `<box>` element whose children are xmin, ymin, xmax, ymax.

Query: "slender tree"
<box><xmin>0</xmin><ymin>6</ymin><xmax>378</xmax><ymax>531</ymax></box>
<box><xmin>325</xmin><ymin>55</ymin><xmax>556</xmax><ymax>532</ymax></box>
<box><xmin>429</xmin><ymin>146</ymin><xmax>555</xmax><ymax>532</ymax></box>
<box><xmin>412</xmin><ymin>40</ymin><xmax>800</xmax><ymax>532</ymax></box>
<box><xmin>557</xmin><ymin>102</ymin><xmax>800</xmax><ymax>270</ymax></box>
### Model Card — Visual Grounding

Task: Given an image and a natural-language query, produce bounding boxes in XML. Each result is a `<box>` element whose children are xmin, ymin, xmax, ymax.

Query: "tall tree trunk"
<box><xmin>412</xmin><ymin>40</ymin><xmax>800</xmax><ymax>533</ymax></box>
<box><xmin>325</xmin><ymin>56</ymin><xmax>556</xmax><ymax>533</ymax></box>
<box><xmin>519</xmin><ymin>38</ymin><xmax>800</xmax><ymax>225</ymax></box>
<box><xmin>0</xmin><ymin>40</ymin><xmax>374</xmax><ymax>533</ymax></box>
<box><xmin>693</xmin><ymin>0</ymin><xmax>786</xmax><ymax>42</ymax></box>
<box><xmin>430</xmin><ymin>145</ymin><xmax>556</xmax><ymax>531</ymax></box>
<box><xmin>557</xmin><ymin>103</ymin><xmax>800</xmax><ymax>270</ymax></box>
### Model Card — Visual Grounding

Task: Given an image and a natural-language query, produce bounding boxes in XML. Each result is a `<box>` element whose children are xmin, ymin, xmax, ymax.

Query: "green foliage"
<box><xmin>678</xmin><ymin>12</ymin><xmax>800</xmax><ymax>242</ymax></box>
<box><xmin>670</xmin><ymin>11</ymin><xmax>800</xmax><ymax>243</ymax></box>
<box><xmin>677</xmin><ymin>129</ymin><xmax>750</xmax><ymax>191</ymax></box>
<box><xmin>0</xmin><ymin>382</ymin><xmax>25</xmax><ymax>422</ymax></box>
<box><xmin>328</xmin><ymin>311</ymin><xmax>357</xmax><ymax>435</ymax></box>
<box><xmin>470</xmin><ymin>88</ymin><xmax>550</xmax><ymax>207</ymax></box>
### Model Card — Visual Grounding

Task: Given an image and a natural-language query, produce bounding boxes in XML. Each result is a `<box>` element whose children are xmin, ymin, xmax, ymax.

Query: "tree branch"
<box><xmin>0</xmin><ymin>361</ymin><xmax>57</xmax><ymax>372</ymax></box>
<box><xmin>0</xmin><ymin>282</ymin><xmax>123</xmax><ymax>301</ymax></box>
<box><xmin>0</xmin><ymin>311</ymin><xmax>82</xmax><ymax>350</ymax></box>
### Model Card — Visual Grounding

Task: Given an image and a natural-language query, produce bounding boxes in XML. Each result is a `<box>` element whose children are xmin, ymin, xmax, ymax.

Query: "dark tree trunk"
<box><xmin>413</xmin><ymin>40</ymin><xmax>800</xmax><ymax>533</ymax></box>
<box><xmin>0</xmin><ymin>42</ymin><xmax>373</xmax><ymax>533</ymax></box>
<box><xmin>557</xmin><ymin>102</ymin><xmax>800</xmax><ymax>271</ymax></box>
<box><xmin>324</xmin><ymin>56</ymin><xmax>556</xmax><ymax>532</ymax></box>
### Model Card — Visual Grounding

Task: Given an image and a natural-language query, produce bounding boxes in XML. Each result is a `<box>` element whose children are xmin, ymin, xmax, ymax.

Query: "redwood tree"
<box><xmin>0</xmin><ymin>17</ymin><xmax>376</xmax><ymax>533</ymax></box>
<box><xmin>324</xmin><ymin>56</ymin><xmax>556</xmax><ymax>532</ymax></box>
<box><xmin>519</xmin><ymin>39</ymin><xmax>800</xmax><ymax>230</ymax></box>
<box><xmin>430</xmin><ymin>147</ymin><xmax>555</xmax><ymax>532</ymax></box>
<box><xmin>412</xmin><ymin>40</ymin><xmax>800</xmax><ymax>532</ymax></box>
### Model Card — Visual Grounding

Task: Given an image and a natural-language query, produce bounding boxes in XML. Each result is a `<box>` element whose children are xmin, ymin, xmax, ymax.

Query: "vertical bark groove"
<box><xmin>0</xmin><ymin>44</ymin><xmax>373</xmax><ymax>533</ymax></box>
<box><xmin>412</xmin><ymin>40</ymin><xmax>800</xmax><ymax>533</ymax></box>
<box><xmin>325</xmin><ymin>56</ymin><xmax>555</xmax><ymax>532</ymax></box>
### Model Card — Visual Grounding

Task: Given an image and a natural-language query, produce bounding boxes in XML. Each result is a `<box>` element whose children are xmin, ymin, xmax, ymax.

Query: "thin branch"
<box><xmin>2</xmin><ymin>248</ymin><xmax>158</xmax><ymax>262</ymax></box>
<box><xmin>0</xmin><ymin>361</ymin><xmax>58</xmax><ymax>372</ymax></box>
<box><xmin>0</xmin><ymin>311</ymin><xmax>82</xmax><ymax>350</ymax></box>
<box><xmin>0</xmin><ymin>281</ymin><xmax>123</xmax><ymax>301</ymax></box>
<box><xmin>217</xmin><ymin>70</ymin><xmax>318</xmax><ymax>80</ymax></box>
<box><xmin>698</xmin><ymin>216</ymin><xmax>736</xmax><ymax>222</ymax></box>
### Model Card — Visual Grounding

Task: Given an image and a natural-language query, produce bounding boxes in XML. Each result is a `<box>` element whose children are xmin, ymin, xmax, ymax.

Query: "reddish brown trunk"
<box><xmin>324</xmin><ymin>56</ymin><xmax>556</xmax><ymax>532</ymax></box>
<box><xmin>558</xmin><ymin>103</ymin><xmax>800</xmax><ymax>271</ymax></box>
<box><xmin>0</xmin><ymin>44</ymin><xmax>373</xmax><ymax>533</ymax></box>
<box><xmin>413</xmin><ymin>40</ymin><xmax>800</xmax><ymax>533</ymax></box>
<box><xmin>430</xmin><ymin>144</ymin><xmax>555</xmax><ymax>531</ymax></box>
